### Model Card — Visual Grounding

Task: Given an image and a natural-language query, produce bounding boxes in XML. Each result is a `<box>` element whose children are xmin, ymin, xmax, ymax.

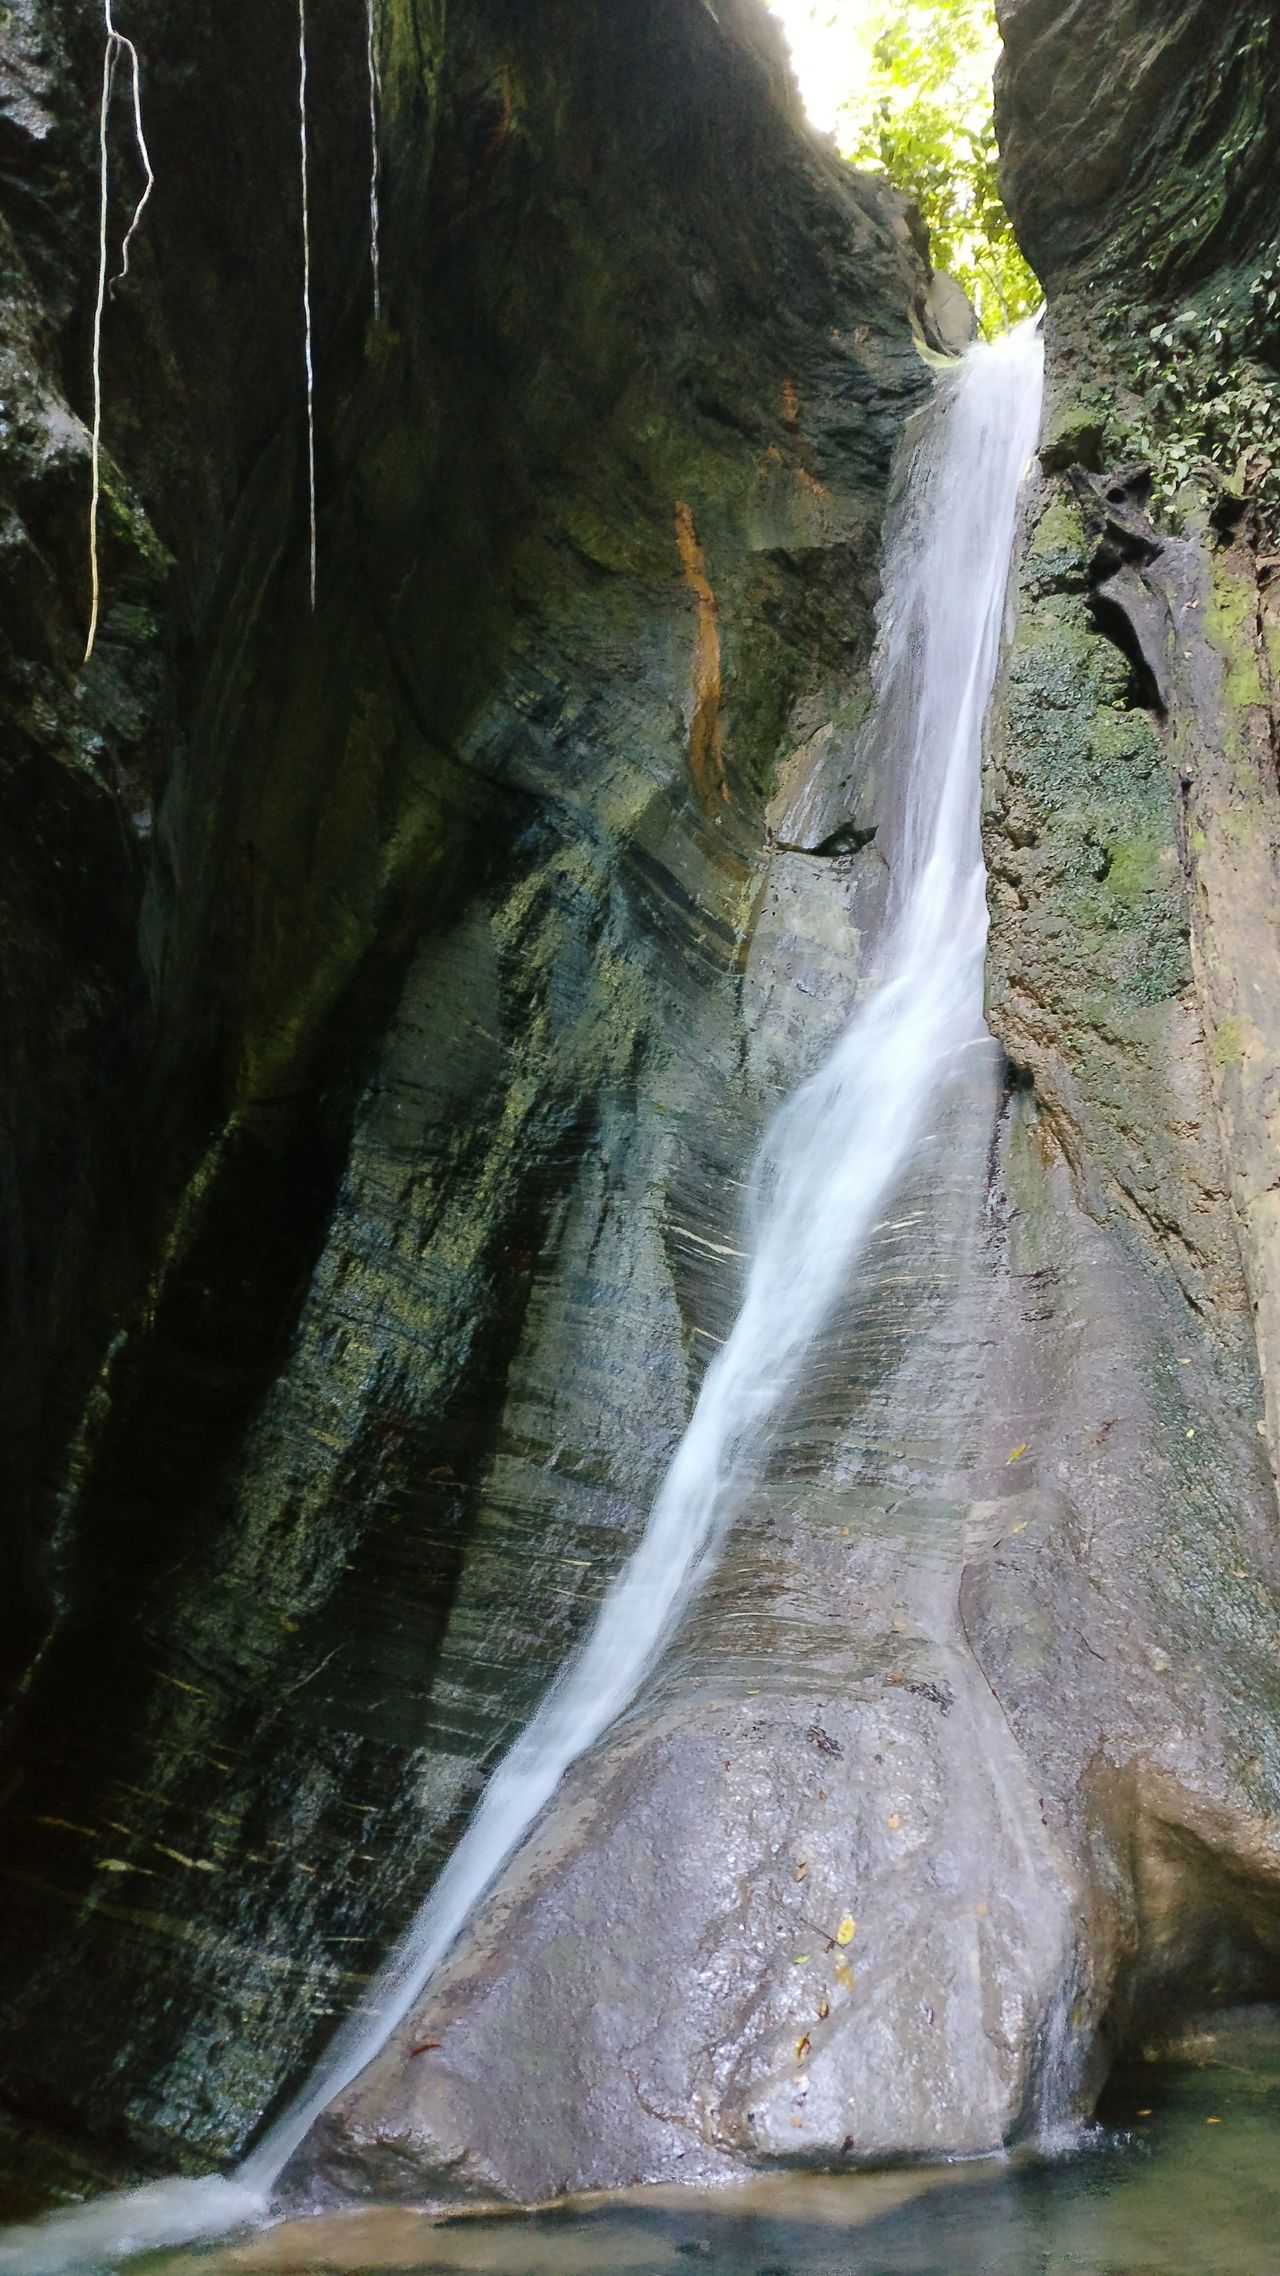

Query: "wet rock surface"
<box><xmin>981</xmin><ymin>0</ymin><xmax>1280</xmax><ymax>2147</ymax></box>
<box><xmin>287</xmin><ymin>1031</ymin><xmax>1280</xmax><ymax>2210</ymax></box>
<box><xmin>3</xmin><ymin>0</ymin><xmax>1280</xmax><ymax>2229</ymax></box>
<box><xmin>284</xmin><ymin>0</ymin><xmax>1280</xmax><ymax>2213</ymax></box>
<box><xmin>0</xmin><ymin>0</ymin><xmax>928</xmax><ymax>2208</ymax></box>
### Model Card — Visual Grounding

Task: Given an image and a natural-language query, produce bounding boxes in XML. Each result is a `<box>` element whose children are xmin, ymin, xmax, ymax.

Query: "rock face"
<box><xmin>292</xmin><ymin>1076</ymin><xmax>1280</xmax><ymax>2207</ymax></box>
<box><xmin>288</xmin><ymin>0</ymin><xmax>1280</xmax><ymax>2214</ymax></box>
<box><xmin>994</xmin><ymin>0</ymin><xmax>1280</xmax><ymax>1466</ymax></box>
<box><xmin>4</xmin><ymin>0</ymin><xmax>1280</xmax><ymax>2226</ymax></box>
<box><xmin>983</xmin><ymin>0</ymin><xmax>1280</xmax><ymax>2125</ymax></box>
<box><xmin>0</xmin><ymin>0</ymin><xmax>931</xmax><ymax>2211</ymax></box>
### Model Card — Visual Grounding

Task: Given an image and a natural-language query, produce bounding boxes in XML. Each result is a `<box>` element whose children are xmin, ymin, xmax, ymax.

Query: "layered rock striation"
<box><xmin>4</xmin><ymin>0</ymin><xmax>1280</xmax><ymax>2222</ymax></box>
<box><xmin>979</xmin><ymin>0</ymin><xmax>1280</xmax><ymax>2114</ymax></box>
<box><xmin>0</xmin><ymin>0</ymin><xmax>930</xmax><ymax>2209</ymax></box>
<box><xmin>287</xmin><ymin>0</ymin><xmax>1280</xmax><ymax>2208</ymax></box>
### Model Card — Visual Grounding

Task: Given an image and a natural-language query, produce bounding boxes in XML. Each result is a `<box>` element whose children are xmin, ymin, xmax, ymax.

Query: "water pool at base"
<box><xmin>141</xmin><ymin>2012</ymin><xmax>1280</xmax><ymax>2276</ymax></box>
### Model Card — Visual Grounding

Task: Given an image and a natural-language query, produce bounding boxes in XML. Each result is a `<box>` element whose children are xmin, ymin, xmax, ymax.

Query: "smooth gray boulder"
<box><xmin>923</xmin><ymin>272</ymin><xmax>980</xmax><ymax>359</ymax></box>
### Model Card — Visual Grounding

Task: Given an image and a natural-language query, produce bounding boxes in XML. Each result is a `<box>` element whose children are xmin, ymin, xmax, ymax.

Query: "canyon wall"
<box><xmin>0</xmin><ymin>0</ymin><xmax>929</xmax><ymax>2208</ymax></box>
<box><xmin>3</xmin><ymin>0</ymin><xmax>1280</xmax><ymax>2220</ymax></box>
<box><xmin>288</xmin><ymin>0</ymin><xmax>1280</xmax><ymax>2205</ymax></box>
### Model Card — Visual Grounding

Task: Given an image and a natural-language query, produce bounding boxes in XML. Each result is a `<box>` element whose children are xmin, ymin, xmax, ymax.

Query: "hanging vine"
<box><xmin>85</xmin><ymin>0</ymin><xmax>155</xmax><ymax>664</ymax></box>
<box><xmin>298</xmin><ymin>0</ymin><xmax>317</xmax><ymax>608</ymax></box>
<box><xmin>87</xmin><ymin>0</ymin><xmax>384</xmax><ymax>642</ymax></box>
<box><xmin>366</xmin><ymin>0</ymin><xmax>381</xmax><ymax>320</ymax></box>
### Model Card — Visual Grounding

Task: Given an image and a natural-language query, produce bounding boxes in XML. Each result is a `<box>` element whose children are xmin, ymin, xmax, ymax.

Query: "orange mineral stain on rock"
<box><xmin>674</xmin><ymin>500</ymin><xmax>729</xmax><ymax>809</ymax></box>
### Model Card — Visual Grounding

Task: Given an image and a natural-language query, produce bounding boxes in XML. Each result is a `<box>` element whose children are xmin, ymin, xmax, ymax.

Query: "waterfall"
<box><xmin>0</xmin><ymin>319</ymin><xmax>1043</xmax><ymax>2271</ymax></box>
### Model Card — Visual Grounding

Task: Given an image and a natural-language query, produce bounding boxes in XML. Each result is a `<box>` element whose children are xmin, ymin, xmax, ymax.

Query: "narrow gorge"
<box><xmin>1</xmin><ymin>0</ymin><xmax>1280</xmax><ymax>2270</ymax></box>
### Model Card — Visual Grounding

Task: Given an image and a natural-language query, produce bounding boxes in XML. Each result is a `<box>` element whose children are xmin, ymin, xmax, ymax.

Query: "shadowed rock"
<box><xmin>4</xmin><ymin>0</ymin><xmax>1280</xmax><ymax>2225</ymax></box>
<box><xmin>0</xmin><ymin>0</ymin><xmax>927</xmax><ymax>2208</ymax></box>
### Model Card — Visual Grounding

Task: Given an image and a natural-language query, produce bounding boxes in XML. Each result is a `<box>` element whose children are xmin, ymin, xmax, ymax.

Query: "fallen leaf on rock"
<box><xmin>817</xmin><ymin>1997</ymin><xmax>830</xmax><ymax>2021</ymax></box>
<box><xmin>836</xmin><ymin>1915</ymin><xmax>856</xmax><ymax>1946</ymax></box>
<box><xmin>795</xmin><ymin>2034</ymin><xmax>811</xmax><ymax>2062</ymax></box>
<box><xmin>887</xmin><ymin>1814</ymin><xmax>900</xmax><ymax>1830</ymax></box>
<box><xmin>794</xmin><ymin>1860</ymin><xmax>808</xmax><ymax>1882</ymax></box>
<box><xmin>793</xmin><ymin>1954</ymin><xmax>811</xmax><ymax>1966</ymax></box>
<box><xmin>834</xmin><ymin>1959</ymin><xmax>854</xmax><ymax>1991</ymax></box>
<box><xmin>1007</xmin><ymin>1445</ymin><xmax>1027</xmax><ymax>1465</ymax></box>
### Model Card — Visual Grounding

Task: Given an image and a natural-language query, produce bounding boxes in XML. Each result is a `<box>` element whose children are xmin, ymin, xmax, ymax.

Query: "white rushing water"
<box><xmin>0</xmin><ymin>319</ymin><xmax>1043</xmax><ymax>2273</ymax></box>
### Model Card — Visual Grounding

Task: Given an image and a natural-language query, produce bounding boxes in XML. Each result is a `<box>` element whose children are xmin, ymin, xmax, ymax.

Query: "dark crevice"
<box><xmin>1086</xmin><ymin>585</ymin><xmax>1168</xmax><ymax>715</ymax></box>
<box><xmin>813</xmin><ymin>820</ymin><xmax>878</xmax><ymax>857</ymax></box>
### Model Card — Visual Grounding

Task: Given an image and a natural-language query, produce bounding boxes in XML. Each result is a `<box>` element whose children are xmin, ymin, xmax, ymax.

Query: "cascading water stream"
<box><xmin>0</xmin><ymin>319</ymin><xmax>1044</xmax><ymax>2272</ymax></box>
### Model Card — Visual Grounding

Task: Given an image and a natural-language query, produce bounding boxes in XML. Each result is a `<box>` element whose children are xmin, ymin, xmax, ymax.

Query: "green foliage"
<box><xmin>831</xmin><ymin>0</ymin><xmax>1040</xmax><ymax>336</ymax></box>
<box><xmin>1076</xmin><ymin>10</ymin><xmax>1280</xmax><ymax>532</ymax></box>
<box><xmin>1110</xmin><ymin>262</ymin><xmax>1280</xmax><ymax>527</ymax></box>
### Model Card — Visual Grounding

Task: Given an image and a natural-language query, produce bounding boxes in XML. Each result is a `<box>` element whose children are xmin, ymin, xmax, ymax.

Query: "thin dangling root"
<box><xmin>85</xmin><ymin>0</ymin><xmax>155</xmax><ymax>665</ymax></box>
<box><xmin>111</xmin><ymin>25</ymin><xmax>154</xmax><ymax>292</ymax></box>
<box><xmin>85</xmin><ymin>33</ymin><xmax>112</xmax><ymax>664</ymax></box>
<box><xmin>366</xmin><ymin>0</ymin><xmax>381</xmax><ymax>321</ymax></box>
<box><xmin>298</xmin><ymin>0</ymin><xmax>317</xmax><ymax>609</ymax></box>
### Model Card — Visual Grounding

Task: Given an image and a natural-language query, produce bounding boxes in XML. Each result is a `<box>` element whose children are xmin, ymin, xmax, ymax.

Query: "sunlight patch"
<box><xmin>766</xmin><ymin>0</ymin><xmax>1040</xmax><ymax>332</ymax></box>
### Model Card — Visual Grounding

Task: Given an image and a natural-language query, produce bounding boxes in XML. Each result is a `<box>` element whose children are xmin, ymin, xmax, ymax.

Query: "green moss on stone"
<box><xmin>1207</xmin><ymin>562</ymin><xmax>1266</xmax><ymax>711</ymax></box>
<box><xmin>1038</xmin><ymin>390</ymin><xmax>1107</xmax><ymax>475</ymax></box>
<box><xmin>1212</xmin><ymin>1014</ymin><xmax>1247</xmax><ymax>1068</ymax></box>
<box><xmin>1023</xmin><ymin>494</ymin><xmax>1089</xmax><ymax>600</ymax></box>
<box><xmin>985</xmin><ymin>467</ymin><xmax>1209</xmax><ymax>1300</ymax></box>
<box><xmin>1105</xmin><ymin>831</ymin><xmax>1169</xmax><ymax>907</ymax></box>
<box><xmin>997</xmin><ymin>569</ymin><xmax>1183</xmax><ymax>1010</ymax></box>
